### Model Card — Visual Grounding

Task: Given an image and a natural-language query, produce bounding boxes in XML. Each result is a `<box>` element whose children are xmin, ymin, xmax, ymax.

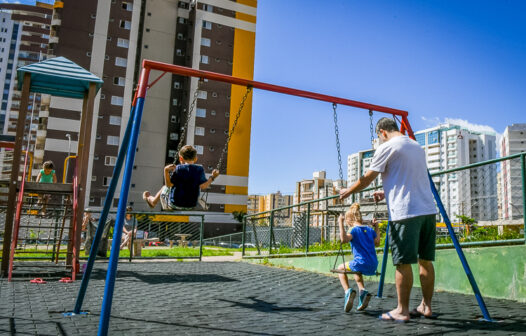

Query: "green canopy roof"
<box><xmin>17</xmin><ymin>56</ymin><xmax>103</xmax><ymax>99</ymax></box>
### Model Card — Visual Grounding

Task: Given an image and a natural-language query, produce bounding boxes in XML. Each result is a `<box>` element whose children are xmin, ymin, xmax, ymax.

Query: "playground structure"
<box><xmin>61</xmin><ymin>59</ymin><xmax>508</xmax><ymax>335</ymax></box>
<box><xmin>0</xmin><ymin>57</ymin><xmax>103</xmax><ymax>280</ymax></box>
<box><xmin>1</xmin><ymin>57</ymin><xmax>523</xmax><ymax>334</ymax></box>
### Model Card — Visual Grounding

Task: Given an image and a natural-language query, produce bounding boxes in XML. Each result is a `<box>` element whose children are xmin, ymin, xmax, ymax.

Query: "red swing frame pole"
<box><xmin>140</xmin><ymin>59</ymin><xmax>408</xmax><ymax>117</ymax></box>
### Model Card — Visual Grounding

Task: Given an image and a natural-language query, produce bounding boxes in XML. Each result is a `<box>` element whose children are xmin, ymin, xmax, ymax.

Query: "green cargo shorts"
<box><xmin>389</xmin><ymin>214</ymin><xmax>436</xmax><ymax>265</ymax></box>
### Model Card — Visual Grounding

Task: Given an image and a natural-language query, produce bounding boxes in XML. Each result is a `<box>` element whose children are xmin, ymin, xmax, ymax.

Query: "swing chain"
<box><xmin>216</xmin><ymin>85</ymin><xmax>252</xmax><ymax>172</ymax></box>
<box><xmin>369</xmin><ymin>109</ymin><xmax>374</xmax><ymax>149</ymax></box>
<box><xmin>332</xmin><ymin>103</ymin><xmax>344</xmax><ymax>182</ymax></box>
<box><xmin>175</xmin><ymin>78</ymin><xmax>204</xmax><ymax>164</ymax></box>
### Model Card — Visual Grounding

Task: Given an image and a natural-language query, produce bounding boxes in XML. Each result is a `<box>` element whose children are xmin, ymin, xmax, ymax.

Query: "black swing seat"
<box><xmin>330</xmin><ymin>269</ymin><xmax>381</xmax><ymax>276</ymax></box>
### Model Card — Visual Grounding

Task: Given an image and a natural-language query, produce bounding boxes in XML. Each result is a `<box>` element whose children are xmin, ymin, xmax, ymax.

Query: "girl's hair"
<box><xmin>43</xmin><ymin>160</ymin><xmax>54</xmax><ymax>170</ymax></box>
<box><xmin>345</xmin><ymin>203</ymin><xmax>362</xmax><ymax>225</ymax></box>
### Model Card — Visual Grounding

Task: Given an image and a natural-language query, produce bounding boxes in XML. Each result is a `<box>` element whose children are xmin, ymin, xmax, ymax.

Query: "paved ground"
<box><xmin>1</xmin><ymin>261</ymin><xmax>526</xmax><ymax>335</ymax></box>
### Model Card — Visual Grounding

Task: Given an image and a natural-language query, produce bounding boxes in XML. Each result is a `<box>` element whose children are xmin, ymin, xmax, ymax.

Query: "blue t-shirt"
<box><xmin>169</xmin><ymin>164</ymin><xmax>207</xmax><ymax>208</ymax></box>
<box><xmin>349</xmin><ymin>225</ymin><xmax>378</xmax><ymax>276</ymax></box>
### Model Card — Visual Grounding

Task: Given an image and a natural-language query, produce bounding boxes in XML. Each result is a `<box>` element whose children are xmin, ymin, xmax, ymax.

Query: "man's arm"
<box><xmin>339</xmin><ymin>170</ymin><xmax>379</xmax><ymax>200</ymax></box>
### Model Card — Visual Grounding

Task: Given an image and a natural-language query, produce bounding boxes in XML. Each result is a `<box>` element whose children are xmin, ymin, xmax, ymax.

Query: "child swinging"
<box><xmin>143</xmin><ymin>145</ymin><xmax>219</xmax><ymax>210</ymax></box>
<box><xmin>337</xmin><ymin>203</ymin><xmax>380</xmax><ymax>312</ymax></box>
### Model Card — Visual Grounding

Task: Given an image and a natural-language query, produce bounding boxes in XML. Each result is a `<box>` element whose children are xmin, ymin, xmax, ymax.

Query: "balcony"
<box><xmin>51</xmin><ymin>18</ymin><xmax>61</xmax><ymax>26</ymax></box>
<box><xmin>49</xmin><ymin>36</ymin><xmax>59</xmax><ymax>44</ymax></box>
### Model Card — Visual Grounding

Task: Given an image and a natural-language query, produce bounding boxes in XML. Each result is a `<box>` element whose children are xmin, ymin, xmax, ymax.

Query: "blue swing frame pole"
<box><xmin>376</xmin><ymin>222</ymin><xmax>389</xmax><ymax>298</ymax></box>
<box><xmin>427</xmin><ymin>173</ymin><xmax>492</xmax><ymax>321</ymax></box>
<box><xmin>98</xmin><ymin>93</ymin><xmax>146</xmax><ymax>336</ymax></box>
<box><xmin>70</xmin><ymin>100</ymin><xmax>137</xmax><ymax>315</ymax></box>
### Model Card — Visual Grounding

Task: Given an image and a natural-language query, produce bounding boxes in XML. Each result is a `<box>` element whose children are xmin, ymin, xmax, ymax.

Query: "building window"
<box><xmin>122</xmin><ymin>2</ymin><xmax>133</xmax><ymax>11</ymax></box>
<box><xmin>170</xmin><ymin>115</ymin><xmax>177</xmax><ymax>123</ymax></box>
<box><xmin>210</xmin><ymin>110</ymin><xmax>216</xmax><ymax>116</ymax></box>
<box><xmin>212</xmin><ymin>92</ymin><xmax>218</xmax><ymax>98</ymax></box>
<box><xmin>169</xmin><ymin>132</ymin><xmax>178</xmax><ymax>140</ymax></box>
<box><xmin>177</xmin><ymin>33</ymin><xmax>185</xmax><ymax>40</ymax></box>
<box><xmin>173</xmin><ymin>81</ymin><xmax>180</xmax><ymax>89</ymax></box>
<box><xmin>119</xmin><ymin>20</ymin><xmax>131</xmax><ymax>29</ymax></box>
<box><xmin>111</xmin><ymin>96</ymin><xmax>124</xmax><ymax>106</ymax></box>
<box><xmin>92</xmin><ymin>176</ymin><xmax>97</xmax><ymax>182</ymax></box>
<box><xmin>203</xmin><ymin>20</ymin><xmax>212</xmax><ymax>30</ymax></box>
<box><xmin>168</xmin><ymin>149</ymin><xmax>177</xmax><ymax>157</ymax></box>
<box><xmin>105</xmin><ymin>156</ymin><xmax>117</xmax><ymax>166</ymax></box>
<box><xmin>197</xmin><ymin>90</ymin><xmax>207</xmax><ymax>99</ymax></box>
<box><xmin>428</xmin><ymin>130</ymin><xmax>440</xmax><ymax>145</ymax></box>
<box><xmin>178</xmin><ymin>17</ymin><xmax>187</xmax><ymax>24</ymax></box>
<box><xmin>113</xmin><ymin>77</ymin><xmax>125</xmax><ymax>86</ymax></box>
<box><xmin>115</xmin><ymin>57</ymin><xmax>127</xmax><ymax>67</ymax></box>
<box><xmin>203</xmin><ymin>4</ymin><xmax>213</xmax><ymax>12</ymax></box>
<box><xmin>107</xmin><ymin>135</ymin><xmax>120</xmax><ymax>145</ymax></box>
<box><xmin>209</xmin><ymin>146</ymin><xmax>215</xmax><ymax>152</ymax></box>
<box><xmin>210</xmin><ymin>128</ymin><xmax>215</xmax><ymax>134</ymax></box>
<box><xmin>200</xmin><ymin>55</ymin><xmax>209</xmax><ymax>64</ymax></box>
<box><xmin>117</xmin><ymin>38</ymin><xmax>129</xmax><ymax>48</ymax></box>
<box><xmin>86</xmin><ymin>52</ymin><xmax>91</xmax><ymax>57</ymax></box>
<box><xmin>172</xmin><ymin>98</ymin><xmax>178</xmax><ymax>106</ymax></box>
<box><xmin>195</xmin><ymin>127</ymin><xmax>205</xmax><ymax>136</ymax></box>
<box><xmin>103</xmin><ymin>176</ymin><xmax>112</xmax><ymax>186</ymax></box>
<box><xmin>415</xmin><ymin>133</ymin><xmax>425</xmax><ymax>147</ymax></box>
<box><xmin>196</xmin><ymin>108</ymin><xmax>206</xmax><ymax>117</ymax></box>
<box><xmin>195</xmin><ymin>145</ymin><xmax>203</xmax><ymax>155</ymax></box>
<box><xmin>109</xmin><ymin>115</ymin><xmax>121</xmax><ymax>125</ymax></box>
<box><xmin>176</xmin><ymin>49</ymin><xmax>184</xmax><ymax>56</ymax></box>
<box><xmin>200</xmin><ymin>37</ymin><xmax>211</xmax><ymax>47</ymax></box>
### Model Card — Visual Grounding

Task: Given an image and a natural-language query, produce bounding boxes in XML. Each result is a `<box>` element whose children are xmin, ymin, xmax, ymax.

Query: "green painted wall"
<box><xmin>245</xmin><ymin>245</ymin><xmax>526</xmax><ymax>302</ymax></box>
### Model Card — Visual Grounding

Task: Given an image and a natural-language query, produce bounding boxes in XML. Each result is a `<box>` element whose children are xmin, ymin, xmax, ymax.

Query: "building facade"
<box><xmin>293</xmin><ymin>171</ymin><xmax>344</xmax><ymax>226</ymax></box>
<box><xmin>39</xmin><ymin>0</ymin><xmax>257</xmax><ymax>216</ymax></box>
<box><xmin>0</xmin><ymin>3</ymin><xmax>52</xmax><ymax>182</ymax></box>
<box><xmin>415</xmin><ymin>123</ymin><xmax>498</xmax><ymax>221</ymax></box>
<box><xmin>500</xmin><ymin>123</ymin><xmax>526</xmax><ymax>220</ymax></box>
<box><xmin>247</xmin><ymin>191</ymin><xmax>293</xmax><ymax>220</ymax></box>
<box><xmin>131</xmin><ymin>0</ymin><xmax>257</xmax><ymax>215</ymax></box>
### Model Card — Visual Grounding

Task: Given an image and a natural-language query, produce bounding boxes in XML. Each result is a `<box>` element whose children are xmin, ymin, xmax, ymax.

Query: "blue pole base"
<box><xmin>63</xmin><ymin>311</ymin><xmax>90</xmax><ymax>317</ymax></box>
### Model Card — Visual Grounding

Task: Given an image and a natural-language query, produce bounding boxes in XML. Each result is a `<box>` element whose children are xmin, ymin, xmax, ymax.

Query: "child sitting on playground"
<box><xmin>337</xmin><ymin>202</ymin><xmax>380</xmax><ymax>313</ymax></box>
<box><xmin>142</xmin><ymin>145</ymin><xmax>219</xmax><ymax>210</ymax></box>
<box><xmin>36</xmin><ymin>160</ymin><xmax>57</xmax><ymax>215</ymax></box>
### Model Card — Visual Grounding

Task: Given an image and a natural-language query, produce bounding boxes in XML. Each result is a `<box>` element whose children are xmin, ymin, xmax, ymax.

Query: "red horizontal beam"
<box><xmin>141</xmin><ymin>59</ymin><xmax>408</xmax><ymax>117</ymax></box>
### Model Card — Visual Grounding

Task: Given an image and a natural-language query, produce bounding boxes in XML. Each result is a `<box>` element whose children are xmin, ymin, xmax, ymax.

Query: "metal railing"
<box><xmin>242</xmin><ymin>152</ymin><xmax>526</xmax><ymax>258</ymax></box>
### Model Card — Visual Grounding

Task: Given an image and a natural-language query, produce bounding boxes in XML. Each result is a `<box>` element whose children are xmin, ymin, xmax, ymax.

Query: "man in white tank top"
<box><xmin>340</xmin><ymin>117</ymin><xmax>437</xmax><ymax>322</ymax></box>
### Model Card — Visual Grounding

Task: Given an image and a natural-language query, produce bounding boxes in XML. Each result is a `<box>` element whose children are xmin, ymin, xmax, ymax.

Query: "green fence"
<box><xmin>242</xmin><ymin>152</ymin><xmax>526</xmax><ymax>258</ymax></box>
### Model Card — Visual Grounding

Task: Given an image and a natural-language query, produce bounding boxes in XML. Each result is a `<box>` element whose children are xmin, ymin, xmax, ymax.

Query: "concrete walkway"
<box><xmin>1</xmin><ymin>261</ymin><xmax>526</xmax><ymax>335</ymax></box>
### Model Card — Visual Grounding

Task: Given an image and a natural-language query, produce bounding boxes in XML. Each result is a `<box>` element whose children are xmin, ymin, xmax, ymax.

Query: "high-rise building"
<box><xmin>294</xmin><ymin>171</ymin><xmax>344</xmax><ymax>226</ymax></box>
<box><xmin>43</xmin><ymin>0</ymin><xmax>257</xmax><ymax>217</ymax></box>
<box><xmin>346</xmin><ymin>123</ymin><xmax>498</xmax><ymax>221</ymax></box>
<box><xmin>43</xmin><ymin>0</ymin><xmax>138</xmax><ymax>206</ymax></box>
<box><xmin>415</xmin><ymin>123</ymin><xmax>497</xmax><ymax>221</ymax></box>
<box><xmin>347</xmin><ymin>148</ymin><xmax>381</xmax><ymax>200</ymax></box>
<box><xmin>131</xmin><ymin>0</ymin><xmax>257</xmax><ymax>215</ymax></box>
<box><xmin>247</xmin><ymin>191</ymin><xmax>293</xmax><ymax>219</ymax></box>
<box><xmin>0</xmin><ymin>3</ymin><xmax>52</xmax><ymax>181</ymax></box>
<box><xmin>500</xmin><ymin>123</ymin><xmax>526</xmax><ymax>220</ymax></box>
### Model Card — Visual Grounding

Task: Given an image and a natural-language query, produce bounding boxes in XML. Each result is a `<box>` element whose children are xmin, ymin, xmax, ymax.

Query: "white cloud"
<box><xmin>444</xmin><ymin>118</ymin><xmax>498</xmax><ymax>135</ymax></box>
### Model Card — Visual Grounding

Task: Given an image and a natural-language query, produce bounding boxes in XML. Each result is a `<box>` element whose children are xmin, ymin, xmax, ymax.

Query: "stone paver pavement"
<box><xmin>1</xmin><ymin>261</ymin><xmax>526</xmax><ymax>335</ymax></box>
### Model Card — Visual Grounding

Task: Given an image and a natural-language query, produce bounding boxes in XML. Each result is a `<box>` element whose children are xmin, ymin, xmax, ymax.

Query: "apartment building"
<box><xmin>415</xmin><ymin>123</ymin><xmax>498</xmax><ymax>221</ymax></box>
<box><xmin>293</xmin><ymin>171</ymin><xmax>344</xmax><ymax>226</ymax></box>
<box><xmin>131</xmin><ymin>0</ymin><xmax>257</xmax><ymax>215</ymax></box>
<box><xmin>347</xmin><ymin>148</ymin><xmax>382</xmax><ymax>200</ymax></box>
<box><xmin>500</xmin><ymin>123</ymin><xmax>526</xmax><ymax>220</ymax></box>
<box><xmin>0</xmin><ymin>3</ymin><xmax>52</xmax><ymax>181</ymax></box>
<box><xmin>247</xmin><ymin>191</ymin><xmax>293</xmax><ymax>220</ymax></box>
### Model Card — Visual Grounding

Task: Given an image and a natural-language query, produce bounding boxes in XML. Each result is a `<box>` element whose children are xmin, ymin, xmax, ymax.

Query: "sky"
<box><xmin>249</xmin><ymin>0</ymin><xmax>526</xmax><ymax>195</ymax></box>
<box><xmin>4</xmin><ymin>0</ymin><xmax>526</xmax><ymax>195</ymax></box>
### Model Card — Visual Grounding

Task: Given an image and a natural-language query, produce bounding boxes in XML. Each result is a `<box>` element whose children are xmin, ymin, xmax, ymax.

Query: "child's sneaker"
<box><xmin>344</xmin><ymin>288</ymin><xmax>356</xmax><ymax>313</ymax></box>
<box><xmin>357</xmin><ymin>290</ymin><xmax>372</xmax><ymax>311</ymax></box>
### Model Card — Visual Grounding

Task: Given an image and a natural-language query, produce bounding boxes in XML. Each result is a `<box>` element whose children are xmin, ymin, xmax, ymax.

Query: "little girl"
<box><xmin>337</xmin><ymin>203</ymin><xmax>380</xmax><ymax>313</ymax></box>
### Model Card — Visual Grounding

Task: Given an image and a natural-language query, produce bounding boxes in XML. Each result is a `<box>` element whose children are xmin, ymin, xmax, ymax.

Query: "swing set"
<box><xmin>70</xmin><ymin>59</ymin><xmax>493</xmax><ymax>335</ymax></box>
